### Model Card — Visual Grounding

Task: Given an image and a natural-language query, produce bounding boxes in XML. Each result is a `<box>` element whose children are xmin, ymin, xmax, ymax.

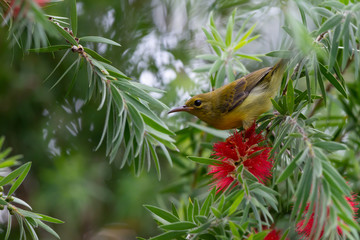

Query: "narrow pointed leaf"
<box><xmin>160</xmin><ymin>221</ymin><xmax>197</xmax><ymax>230</ymax></box>
<box><xmin>8</xmin><ymin>162</ymin><xmax>31</xmax><ymax>196</ymax></box>
<box><xmin>319</xmin><ymin>63</ymin><xmax>347</xmax><ymax>98</ymax></box>
<box><xmin>187</xmin><ymin>156</ymin><xmax>222</xmax><ymax>165</ymax></box>
<box><xmin>28</xmin><ymin>45</ymin><xmax>69</xmax><ymax>53</ymax></box>
<box><xmin>144</xmin><ymin>205</ymin><xmax>179</xmax><ymax>223</ymax></box>
<box><xmin>70</xmin><ymin>0</ymin><xmax>77</xmax><ymax>36</ymax></box>
<box><xmin>80</xmin><ymin>36</ymin><xmax>121</xmax><ymax>46</ymax></box>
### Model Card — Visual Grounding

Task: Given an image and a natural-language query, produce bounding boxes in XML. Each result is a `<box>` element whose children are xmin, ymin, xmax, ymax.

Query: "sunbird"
<box><xmin>168</xmin><ymin>60</ymin><xmax>287</xmax><ymax>130</ymax></box>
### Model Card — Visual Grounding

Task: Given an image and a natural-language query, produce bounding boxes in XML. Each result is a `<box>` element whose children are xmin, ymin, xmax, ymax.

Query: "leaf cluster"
<box><xmin>0</xmin><ymin>137</ymin><xmax>63</xmax><ymax>239</ymax></box>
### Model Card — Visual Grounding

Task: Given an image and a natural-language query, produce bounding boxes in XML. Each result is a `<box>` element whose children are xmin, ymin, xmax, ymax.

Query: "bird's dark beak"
<box><xmin>168</xmin><ymin>106</ymin><xmax>193</xmax><ymax>114</ymax></box>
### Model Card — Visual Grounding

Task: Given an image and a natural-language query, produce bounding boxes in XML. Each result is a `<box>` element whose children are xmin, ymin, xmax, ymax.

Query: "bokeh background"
<box><xmin>0</xmin><ymin>0</ymin><xmax>285</xmax><ymax>239</ymax></box>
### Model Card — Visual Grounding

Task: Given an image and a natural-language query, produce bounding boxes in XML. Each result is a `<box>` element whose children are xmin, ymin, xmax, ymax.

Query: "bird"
<box><xmin>168</xmin><ymin>59</ymin><xmax>287</xmax><ymax>130</ymax></box>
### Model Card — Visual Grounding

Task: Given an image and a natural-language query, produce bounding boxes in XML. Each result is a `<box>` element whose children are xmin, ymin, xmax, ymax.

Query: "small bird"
<box><xmin>168</xmin><ymin>60</ymin><xmax>287</xmax><ymax>130</ymax></box>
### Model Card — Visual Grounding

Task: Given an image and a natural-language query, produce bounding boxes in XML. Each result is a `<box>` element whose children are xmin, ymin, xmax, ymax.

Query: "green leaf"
<box><xmin>142</xmin><ymin>114</ymin><xmax>174</xmax><ymax>136</ymax></box>
<box><xmin>144</xmin><ymin>205</ymin><xmax>179</xmax><ymax>223</ymax></box>
<box><xmin>215</xmin><ymin>64</ymin><xmax>226</xmax><ymax>89</ymax></box>
<box><xmin>12</xmin><ymin>197</ymin><xmax>32</xmax><ymax>210</ymax></box>
<box><xmin>95</xmin><ymin>93</ymin><xmax>111</xmax><ymax>150</ymax></box>
<box><xmin>229</xmin><ymin>190</ymin><xmax>244</xmax><ymax>216</ymax></box>
<box><xmin>101</xmin><ymin>62</ymin><xmax>130</xmax><ymax>79</ymax></box>
<box><xmin>209</xmin><ymin>59</ymin><xmax>223</xmax><ymax>74</ymax></box>
<box><xmin>275</xmin><ymin>156</ymin><xmax>298</xmax><ymax>182</ymax></box>
<box><xmin>80</xmin><ymin>36</ymin><xmax>121</xmax><ymax>46</ymax></box>
<box><xmin>83</xmin><ymin>47</ymin><xmax>112</xmax><ymax>64</ymax></box>
<box><xmin>187</xmin><ymin>156</ymin><xmax>222</xmax><ymax>165</ymax></box>
<box><xmin>0</xmin><ymin>162</ymin><xmax>31</xmax><ymax>187</ymax></box>
<box><xmin>187</xmin><ymin>122</ymin><xmax>228</xmax><ymax>139</ymax></box>
<box><xmin>127</xmin><ymin>103</ymin><xmax>145</xmax><ymax>136</ymax></box>
<box><xmin>280</xmin><ymin>229</ymin><xmax>289</xmax><ymax>240</ymax></box>
<box><xmin>229</xmin><ymin>221</ymin><xmax>241</xmax><ymax>239</ymax></box>
<box><xmin>44</xmin><ymin>49</ymin><xmax>71</xmax><ymax>83</ymax></box>
<box><xmin>314</xmin><ymin>60</ymin><xmax>326</xmax><ymax>105</ymax></box>
<box><xmin>317</xmin><ymin>14</ymin><xmax>343</xmax><ymax>35</ymax></box>
<box><xmin>234</xmin><ymin>35</ymin><xmax>260</xmax><ymax>51</ymax></box>
<box><xmin>202</xmin><ymin>27</ymin><xmax>221</xmax><ymax>56</ymax></box>
<box><xmin>313</xmin><ymin>7</ymin><xmax>334</xmax><ymax>18</ymax></box>
<box><xmin>292</xmin><ymin>160</ymin><xmax>313</xmax><ymax>221</ymax></box>
<box><xmin>313</xmin><ymin>141</ymin><xmax>347</xmax><ymax>151</ymax></box>
<box><xmin>338</xmin><ymin>211</ymin><xmax>360</xmax><ymax>231</ymax></box>
<box><xmin>70</xmin><ymin>0</ymin><xmax>78</xmax><ymax>36</ymax></box>
<box><xmin>187</xmin><ymin>199</ymin><xmax>194</xmax><ymax>222</ymax></box>
<box><xmin>200</xmin><ymin>188</ymin><xmax>214</xmax><ymax>216</ymax></box>
<box><xmin>0</xmin><ymin>197</ymin><xmax>7</xmax><ymax>206</ymax></box>
<box><xmin>195</xmin><ymin>215</ymin><xmax>207</xmax><ymax>224</ymax></box>
<box><xmin>271</xmin><ymin>99</ymin><xmax>285</xmax><ymax>114</ymax></box>
<box><xmin>123</xmin><ymin>93</ymin><xmax>163</xmax><ymax>124</ymax></box>
<box><xmin>211</xmin><ymin>207</ymin><xmax>222</xmax><ymax>218</ymax></box>
<box><xmin>189</xmin><ymin>222</ymin><xmax>211</xmax><ymax>234</ymax></box>
<box><xmin>196</xmin><ymin>54</ymin><xmax>219</xmax><ymax>61</ymax></box>
<box><xmin>24</xmin><ymin>219</ymin><xmax>39</xmax><ymax>240</ymax></box>
<box><xmin>91</xmin><ymin>57</ymin><xmax>110</xmax><ymax>76</ymax></box>
<box><xmin>209</xmin><ymin>25</ymin><xmax>224</xmax><ymax>47</ymax></box>
<box><xmin>329</xmin><ymin>25</ymin><xmax>341</xmax><ymax>70</ymax></box>
<box><xmin>226</xmin><ymin>64</ymin><xmax>235</xmax><ymax>82</ymax></box>
<box><xmin>225</xmin><ymin>9</ymin><xmax>235</xmax><ymax>46</ymax></box>
<box><xmin>37</xmin><ymin>220</ymin><xmax>60</xmax><ymax>239</ymax></box>
<box><xmin>150</xmin><ymin>231</ymin><xmax>186</xmax><ymax>240</ymax></box>
<box><xmin>37</xmin><ymin>214</ymin><xmax>64</xmax><ymax>224</ymax></box>
<box><xmin>266</xmin><ymin>50</ymin><xmax>293</xmax><ymax>59</ymax></box>
<box><xmin>304</xmin><ymin>66</ymin><xmax>311</xmax><ymax>104</ymax></box>
<box><xmin>52</xmin><ymin>22</ymin><xmax>78</xmax><ymax>46</ymax></box>
<box><xmin>160</xmin><ymin>221</ymin><xmax>197</xmax><ymax>230</ymax></box>
<box><xmin>286</xmin><ymin>78</ymin><xmax>294</xmax><ymax>114</ymax></box>
<box><xmin>319</xmin><ymin>63</ymin><xmax>347</xmax><ymax>98</ymax></box>
<box><xmin>148</xmin><ymin>143</ymin><xmax>161</xmax><ymax>180</ymax></box>
<box><xmin>5</xmin><ymin>213</ymin><xmax>11</xmax><ymax>240</ymax></box>
<box><xmin>236</xmin><ymin>54</ymin><xmax>263</xmax><ymax>62</ymax></box>
<box><xmin>0</xmin><ymin>147</ymin><xmax>12</xmax><ymax>161</ymax></box>
<box><xmin>239</xmin><ymin>23</ymin><xmax>257</xmax><ymax>43</ymax></box>
<box><xmin>28</xmin><ymin>45</ymin><xmax>70</xmax><ymax>53</ymax></box>
<box><xmin>113</xmin><ymin>80</ymin><xmax>169</xmax><ymax>110</ymax></box>
<box><xmin>159</xmin><ymin>143</ymin><xmax>173</xmax><ymax>167</ymax></box>
<box><xmin>8</xmin><ymin>162</ymin><xmax>31</xmax><ymax>196</ymax></box>
<box><xmin>50</xmin><ymin>58</ymin><xmax>79</xmax><ymax>90</ymax></box>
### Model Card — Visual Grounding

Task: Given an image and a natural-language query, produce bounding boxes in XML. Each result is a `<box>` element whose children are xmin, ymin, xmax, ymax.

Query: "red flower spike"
<box><xmin>264</xmin><ymin>229</ymin><xmax>282</xmax><ymax>240</ymax></box>
<box><xmin>208</xmin><ymin>123</ymin><xmax>273</xmax><ymax>192</ymax></box>
<box><xmin>296</xmin><ymin>194</ymin><xmax>358</xmax><ymax>239</ymax></box>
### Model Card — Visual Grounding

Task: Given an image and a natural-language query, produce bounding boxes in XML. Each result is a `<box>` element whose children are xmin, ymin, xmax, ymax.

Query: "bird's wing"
<box><xmin>227</xmin><ymin>67</ymin><xmax>272</xmax><ymax>112</ymax></box>
<box><xmin>243</xmin><ymin>67</ymin><xmax>272</xmax><ymax>92</ymax></box>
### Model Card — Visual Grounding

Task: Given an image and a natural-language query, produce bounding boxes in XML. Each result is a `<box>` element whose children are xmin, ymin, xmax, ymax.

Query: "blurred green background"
<box><xmin>0</xmin><ymin>0</ymin><xmax>284</xmax><ymax>239</ymax></box>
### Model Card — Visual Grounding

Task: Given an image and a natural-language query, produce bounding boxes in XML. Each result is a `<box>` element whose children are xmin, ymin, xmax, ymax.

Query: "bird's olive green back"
<box><xmin>226</xmin><ymin>60</ymin><xmax>287</xmax><ymax>113</ymax></box>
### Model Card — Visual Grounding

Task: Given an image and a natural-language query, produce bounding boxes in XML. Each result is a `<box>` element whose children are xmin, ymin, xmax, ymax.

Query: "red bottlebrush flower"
<box><xmin>264</xmin><ymin>229</ymin><xmax>282</xmax><ymax>240</ymax></box>
<box><xmin>208</xmin><ymin>123</ymin><xmax>273</xmax><ymax>192</ymax></box>
<box><xmin>296</xmin><ymin>195</ymin><xmax>358</xmax><ymax>239</ymax></box>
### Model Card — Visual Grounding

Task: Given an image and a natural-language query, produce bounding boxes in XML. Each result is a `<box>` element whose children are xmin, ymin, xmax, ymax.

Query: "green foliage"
<box><xmin>196</xmin><ymin>9</ymin><xmax>263</xmax><ymax>89</ymax></box>
<box><xmin>144</xmin><ymin>1</ymin><xmax>360</xmax><ymax>239</ymax></box>
<box><xmin>2</xmin><ymin>0</ymin><xmax>360</xmax><ymax>239</ymax></box>
<box><xmin>0</xmin><ymin>137</ymin><xmax>62</xmax><ymax>239</ymax></box>
<box><xmin>3</xmin><ymin>0</ymin><xmax>177</xmax><ymax>178</ymax></box>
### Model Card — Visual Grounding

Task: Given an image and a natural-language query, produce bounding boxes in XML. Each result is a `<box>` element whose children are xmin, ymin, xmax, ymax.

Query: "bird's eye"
<box><xmin>194</xmin><ymin>100</ymin><xmax>202</xmax><ymax>107</ymax></box>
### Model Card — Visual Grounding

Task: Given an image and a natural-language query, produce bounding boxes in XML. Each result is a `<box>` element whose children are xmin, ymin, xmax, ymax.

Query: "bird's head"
<box><xmin>168</xmin><ymin>93</ymin><xmax>214</xmax><ymax>121</ymax></box>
